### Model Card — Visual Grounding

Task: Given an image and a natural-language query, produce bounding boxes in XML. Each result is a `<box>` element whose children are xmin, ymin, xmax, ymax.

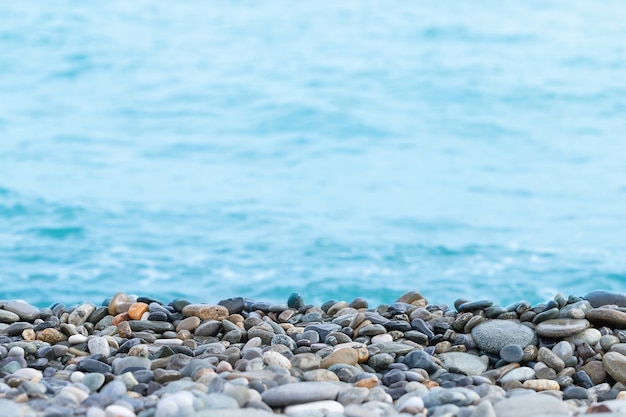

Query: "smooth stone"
<box><xmin>69</xmin><ymin>303</ymin><xmax>96</xmax><ymax>326</ymax></box>
<box><xmin>585</xmin><ymin>290</ymin><xmax>626</xmax><ymax>308</ymax></box>
<box><xmin>557</xmin><ymin>301</ymin><xmax>591</xmax><ymax>320</ymax></box>
<box><xmin>194</xmin><ymin>320</ymin><xmax>222</xmax><ymax>337</ymax></box>
<box><xmin>499</xmin><ymin>367</ymin><xmax>536</xmax><ymax>383</ymax></box>
<box><xmin>535</xmin><ymin>318</ymin><xmax>589</xmax><ymax>337</ymax></box>
<box><xmin>0</xmin><ymin>398</ymin><xmax>25</xmax><ymax>417</ymax></box>
<box><xmin>112</xmin><ymin>356</ymin><xmax>151</xmax><ymax>375</ymax></box>
<box><xmin>83</xmin><ymin>373</ymin><xmax>106</xmax><ymax>392</ymax></box>
<box><xmin>471</xmin><ymin>320</ymin><xmax>537</xmax><ymax>353</ymax></box>
<box><xmin>291</xmin><ymin>353</ymin><xmax>321</xmax><ymax>371</ymax></box>
<box><xmin>2</xmin><ymin>301</ymin><xmax>40</xmax><ymax>321</ymax></box>
<box><xmin>88</xmin><ymin>337</ymin><xmax>111</xmax><ymax>357</ymax></box>
<box><xmin>108</xmin><ymin>292</ymin><xmax>131</xmax><ymax>315</ymax></box>
<box><xmin>261</xmin><ymin>381</ymin><xmax>340</xmax><ymax>407</ymax></box>
<box><xmin>493</xmin><ymin>393</ymin><xmax>569</xmax><ymax>417</ymax></box>
<box><xmin>564</xmin><ymin>328</ymin><xmax>601</xmax><ymax>346</ymax></box>
<box><xmin>586</xmin><ymin>308</ymin><xmax>626</xmax><ymax>327</ymax></box>
<box><xmin>368</xmin><ymin>342</ymin><xmax>414</xmax><ymax>355</ymax></box>
<box><xmin>105</xmin><ymin>405</ymin><xmax>137</xmax><ymax>417</ymax></box>
<box><xmin>302</xmin><ymin>369</ymin><xmax>340</xmax><ymax>382</ymax></box>
<box><xmin>537</xmin><ymin>347</ymin><xmax>565</xmax><ymax>372</ymax></box>
<box><xmin>182</xmin><ymin>304</ymin><xmax>229</xmax><ymax>321</ymax></box>
<box><xmin>499</xmin><ymin>344</ymin><xmax>524</xmax><ymax>363</ymax></box>
<box><xmin>403</xmin><ymin>350</ymin><xmax>439</xmax><ymax>374</ymax></box>
<box><xmin>262</xmin><ymin>351</ymin><xmax>291</xmax><ymax>369</ymax></box>
<box><xmin>321</xmin><ymin>347</ymin><xmax>358</xmax><ymax>368</ymax></box>
<box><xmin>218</xmin><ymin>297</ymin><xmax>246</xmax><ymax>314</ymax></box>
<box><xmin>470</xmin><ymin>400</ymin><xmax>497</xmax><ymax>417</ymax></box>
<box><xmin>78</xmin><ymin>359</ymin><xmax>113</xmax><ymax>374</ymax></box>
<box><xmin>0</xmin><ymin>309</ymin><xmax>20</xmax><ymax>323</ymax></box>
<box><xmin>603</xmin><ymin>352</ymin><xmax>626</xmax><ymax>384</ymax></box>
<box><xmin>176</xmin><ymin>316</ymin><xmax>201</xmax><ymax>332</ymax></box>
<box><xmin>128</xmin><ymin>320</ymin><xmax>174</xmax><ymax>333</ymax></box>
<box><xmin>552</xmin><ymin>341</ymin><xmax>573</xmax><ymax>362</ymax></box>
<box><xmin>458</xmin><ymin>300</ymin><xmax>493</xmax><ymax>312</ymax></box>
<box><xmin>438</xmin><ymin>352</ymin><xmax>488</xmax><ymax>376</ymax></box>
<box><xmin>522</xmin><ymin>379</ymin><xmax>561</xmax><ymax>391</ymax></box>
<box><xmin>284</xmin><ymin>400</ymin><xmax>344</xmax><ymax>415</ymax></box>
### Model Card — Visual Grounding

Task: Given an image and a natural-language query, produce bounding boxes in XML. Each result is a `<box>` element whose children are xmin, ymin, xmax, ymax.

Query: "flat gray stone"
<box><xmin>603</xmin><ymin>352</ymin><xmax>626</xmax><ymax>384</ymax></box>
<box><xmin>493</xmin><ymin>393</ymin><xmax>569</xmax><ymax>417</ymax></box>
<box><xmin>471</xmin><ymin>320</ymin><xmax>536</xmax><ymax>353</ymax></box>
<box><xmin>1</xmin><ymin>301</ymin><xmax>40</xmax><ymax>321</ymax></box>
<box><xmin>585</xmin><ymin>290</ymin><xmax>626</xmax><ymax>307</ymax></box>
<box><xmin>261</xmin><ymin>381</ymin><xmax>340</xmax><ymax>407</ymax></box>
<box><xmin>535</xmin><ymin>319</ymin><xmax>589</xmax><ymax>337</ymax></box>
<box><xmin>438</xmin><ymin>352</ymin><xmax>488</xmax><ymax>376</ymax></box>
<box><xmin>112</xmin><ymin>356</ymin><xmax>151</xmax><ymax>375</ymax></box>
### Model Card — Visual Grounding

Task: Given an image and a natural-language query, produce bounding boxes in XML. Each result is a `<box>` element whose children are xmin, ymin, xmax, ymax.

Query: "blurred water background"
<box><xmin>1</xmin><ymin>1</ymin><xmax>625</xmax><ymax>308</ymax></box>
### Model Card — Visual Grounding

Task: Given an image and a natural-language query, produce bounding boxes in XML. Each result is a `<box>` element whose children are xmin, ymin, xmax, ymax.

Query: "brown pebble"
<box><xmin>108</xmin><ymin>292</ymin><xmax>130</xmax><ymax>315</ymax></box>
<box><xmin>37</xmin><ymin>328</ymin><xmax>67</xmax><ymax>344</ymax></box>
<box><xmin>128</xmin><ymin>302</ymin><xmax>149</xmax><ymax>320</ymax></box>
<box><xmin>182</xmin><ymin>304</ymin><xmax>229</xmax><ymax>321</ymax></box>
<box><xmin>111</xmin><ymin>312</ymin><xmax>129</xmax><ymax>326</ymax></box>
<box><xmin>522</xmin><ymin>379</ymin><xmax>560</xmax><ymax>391</ymax></box>
<box><xmin>423</xmin><ymin>380</ymin><xmax>439</xmax><ymax>389</ymax></box>
<box><xmin>176</xmin><ymin>316</ymin><xmax>201</xmax><ymax>332</ymax></box>
<box><xmin>581</xmin><ymin>360</ymin><xmax>606</xmax><ymax>385</ymax></box>
<box><xmin>117</xmin><ymin>321</ymin><xmax>133</xmax><ymax>339</ymax></box>
<box><xmin>354</xmin><ymin>375</ymin><xmax>379</xmax><ymax>389</ymax></box>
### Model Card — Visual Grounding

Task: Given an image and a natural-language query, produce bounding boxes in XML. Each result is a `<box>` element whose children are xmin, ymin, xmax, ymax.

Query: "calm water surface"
<box><xmin>1</xmin><ymin>2</ymin><xmax>625</xmax><ymax>307</ymax></box>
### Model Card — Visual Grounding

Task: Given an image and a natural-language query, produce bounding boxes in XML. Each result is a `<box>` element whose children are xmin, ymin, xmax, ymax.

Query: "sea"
<box><xmin>1</xmin><ymin>1</ymin><xmax>625</xmax><ymax>308</ymax></box>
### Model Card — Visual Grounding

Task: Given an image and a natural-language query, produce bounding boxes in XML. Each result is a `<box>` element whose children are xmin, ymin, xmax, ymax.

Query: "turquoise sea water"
<box><xmin>1</xmin><ymin>2</ymin><xmax>625</xmax><ymax>308</ymax></box>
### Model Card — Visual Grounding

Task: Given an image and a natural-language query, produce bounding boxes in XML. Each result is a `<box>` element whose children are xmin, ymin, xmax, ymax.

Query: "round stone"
<box><xmin>108</xmin><ymin>292</ymin><xmax>131</xmax><ymax>315</ymax></box>
<box><xmin>499</xmin><ymin>344</ymin><xmax>524</xmax><ymax>363</ymax></box>
<box><xmin>535</xmin><ymin>319</ymin><xmax>589</xmax><ymax>337</ymax></box>
<box><xmin>127</xmin><ymin>302</ymin><xmax>149</xmax><ymax>320</ymax></box>
<box><xmin>88</xmin><ymin>337</ymin><xmax>111</xmax><ymax>357</ymax></box>
<box><xmin>471</xmin><ymin>320</ymin><xmax>537</xmax><ymax>353</ymax></box>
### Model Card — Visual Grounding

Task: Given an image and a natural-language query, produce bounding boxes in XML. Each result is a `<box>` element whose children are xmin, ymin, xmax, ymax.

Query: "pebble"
<box><xmin>4</xmin><ymin>291</ymin><xmax>626</xmax><ymax>417</ymax></box>
<box><xmin>471</xmin><ymin>320</ymin><xmax>536</xmax><ymax>353</ymax></box>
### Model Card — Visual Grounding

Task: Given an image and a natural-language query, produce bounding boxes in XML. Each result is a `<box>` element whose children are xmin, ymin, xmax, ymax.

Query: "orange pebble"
<box><xmin>111</xmin><ymin>312</ymin><xmax>129</xmax><ymax>326</ymax></box>
<box><xmin>423</xmin><ymin>380</ymin><xmax>440</xmax><ymax>389</ymax></box>
<box><xmin>128</xmin><ymin>302</ymin><xmax>149</xmax><ymax>320</ymax></box>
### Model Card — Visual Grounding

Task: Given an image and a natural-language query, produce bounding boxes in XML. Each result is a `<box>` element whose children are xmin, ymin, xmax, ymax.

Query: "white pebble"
<box><xmin>87</xmin><ymin>407</ymin><xmax>106</xmax><ymax>417</ymax></box>
<box><xmin>71</xmin><ymin>371</ymin><xmax>85</xmax><ymax>383</ymax></box>
<box><xmin>8</xmin><ymin>346</ymin><xmax>25</xmax><ymax>357</ymax></box>
<box><xmin>154</xmin><ymin>338</ymin><xmax>183</xmax><ymax>346</ymax></box>
<box><xmin>105</xmin><ymin>404</ymin><xmax>136</xmax><ymax>417</ymax></box>
<box><xmin>12</xmin><ymin>368</ymin><xmax>42</xmax><ymax>381</ymax></box>
<box><xmin>285</xmin><ymin>400</ymin><xmax>344</xmax><ymax>415</ymax></box>
<box><xmin>69</xmin><ymin>334</ymin><xmax>88</xmax><ymax>344</ymax></box>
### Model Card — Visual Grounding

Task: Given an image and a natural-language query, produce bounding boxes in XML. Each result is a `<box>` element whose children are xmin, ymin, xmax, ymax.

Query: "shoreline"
<box><xmin>2</xmin><ymin>290</ymin><xmax>626</xmax><ymax>416</ymax></box>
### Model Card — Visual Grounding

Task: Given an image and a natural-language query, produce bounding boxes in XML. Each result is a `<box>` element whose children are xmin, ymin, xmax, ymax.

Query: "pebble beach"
<box><xmin>3</xmin><ymin>291</ymin><xmax>626</xmax><ymax>416</ymax></box>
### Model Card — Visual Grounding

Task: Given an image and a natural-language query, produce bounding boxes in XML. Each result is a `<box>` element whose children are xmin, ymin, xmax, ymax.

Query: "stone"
<box><xmin>493</xmin><ymin>393</ymin><xmax>569</xmax><ymax>417</ymax></box>
<box><xmin>564</xmin><ymin>328</ymin><xmax>601</xmax><ymax>346</ymax></box>
<box><xmin>291</xmin><ymin>353</ymin><xmax>321</xmax><ymax>371</ymax></box>
<box><xmin>109</xmin><ymin>292</ymin><xmax>131</xmax><ymax>315</ymax></box>
<box><xmin>78</xmin><ymin>358</ymin><xmax>113</xmax><ymax>374</ymax></box>
<box><xmin>176</xmin><ymin>316</ymin><xmax>201</xmax><ymax>332</ymax></box>
<box><xmin>321</xmin><ymin>347</ymin><xmax>358</xmax><ymax>368</ymax></box>
<box><xmin>302</xmin><ymin>369</ymin><xmax>340</xmax><ymax>382</ymax></box>
<box><xmin>0</xmin><ymin>309</ymin><xmax>20</xmax><ymax>323</ymax></box>
<box><xmin>603</xmin><ymin>352</ymin><xmax>626</xmax><ymax>384</ymax></box>
<box><xmin>586</xmin><ymin>308</ymin><xmax>626</xmax><ymax>327</ymax></box>
<box><xmin>182</xmin><ymin>304</ymin><xmax>229</xmax><ymax>321</ymax></box>
<box><xmin>83</xmin><ymin>373</ymin><xmax>106</xmax><ymax>392</ymax></box>
<box><xmin>535</xmin><ymin>318</ymin><xmax>589</xmax><ymax>337</ymax></box>
<box><xmin>537</xmin><ymin>347</ymin><xmax>565</xmax><ymax>372</ymax></box>
<box><xmin>499</xmin><ymin>367</ymin><xmax>536</xmax><ymax>383</ymax></box>
<box><xmin>585</xmin><ymin>290</ymin><xmax>626</xmax><ymax>307</ymax></box>
<box><xmin>104</xmin><ymin>405</ymin><xmax>136</xmax><ymax>417</ymax></box>
<box><xmin>552</xmin><ymin>341</ymin><xmax>573</xmax><ymax>362</ymax></box>
<box><xmin>88</xmin><ymin>337</ymin><xmax>111</xmax><ymax>357</ymax></box>
<box><xmin>1</xmin><ymin>301</ymin><xmax>40</xmax><ymax>321</ymax></box>
<box><xmin>112</xmin><ymin>356</ymin><xmax>151</xmax><ymax>375</ymax></box>
<box><xmin>69</xmin><ymin>303</ymin><xmax>96</xmax><ymax>325</ymax></box>
<box><xmin>522</xmin><ymin>379</ymin><xmax>560</xmax><ymax>391</ymax></box>
<box><xmin>37</xmin><ymin>328</ymin><xmax>67</xmax><ymax>344</ymax></box>
<box><xmin>262</xmin><ymin>351</ymin><xmax>291</xmax><ymax>369</ymax></box>
<box><xmin>128</xmin><ymin>302</ymin><xmax>149</xmax><ymax>320</ymax></box>
<box><xmin>261</xmin><ymin>381</ymin><xmax>340</xmax><ymax>407</ymax></box>
<box><xmin>499</xmin><ymin>344</ymin><xmax>524</xmax><ymax>363</ymax></box>
<box><xmin>471</xmin><ymin>320</ymin><xmax>536</xmax><ymax>353</ymax></box>
<box><xmin>284</xmin><ymin>400</ymin><xmax>344</xmax><ymax>415</ymax></box>
<box><xmin>438</xmin><ymin>352</ymin><xmax>488</xmax><ymax>375</ymax></box>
